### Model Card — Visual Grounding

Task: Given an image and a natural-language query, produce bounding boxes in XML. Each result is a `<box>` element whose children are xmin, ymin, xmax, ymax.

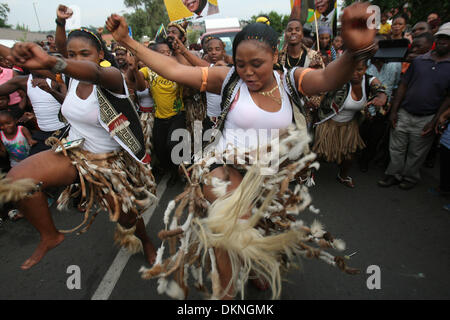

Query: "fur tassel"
<box><xmin>157</xmin><ymin>277</ymin><xmax>169</xmax><ymax>295</ymax></box>
<box><xmin>166</xmin><ymin>280</ymin><xmax>185</xmax><ymax>300</ymax></box>
<box><xmin>0</xmin><ymin>176</ymin><xmax>40</xmax><ymax>204</ymax></box>
<box><xmin>310</xmin><ymin>220</ymin><xmax>325</xmax><ymax>238</ymax></box>
<box><xmin>208</xmin><ymin>248</ymin><xmax>222</xmax><ymax>300</ymax></box>
<box><xmin>332</xmin><ymin>239</ymin><xmax>346</xmax><ymax>251</ymax></box>
<box><xmin>113</xmin><ymin>224</ymin><xmax>143</xmax><ymax>254</ymax></box>
<box><xmin>210</xmin><ymin>177</ymin><xmax>231</xmax><ymax>198</ymax></box>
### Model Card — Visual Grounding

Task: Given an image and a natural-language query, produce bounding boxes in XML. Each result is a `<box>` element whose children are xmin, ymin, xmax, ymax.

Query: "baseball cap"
<box><xmin>435</xmin><ymin>22</ymin><xmax>450</xmax><ymax>37</ymax></box>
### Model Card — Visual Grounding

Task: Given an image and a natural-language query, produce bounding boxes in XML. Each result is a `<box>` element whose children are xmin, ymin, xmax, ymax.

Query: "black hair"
<box><xmin>150</xmin><ymin>38</ymin><xmax>170</xmax><ymax>52</ymax></box>
<box><xmin>191</xmin><ymin>0</ymin><xmax>207</xmax><ymax>14</ymax></box>
<box><xmin>393</xmin><ymin>14</ymin><xmax>408</xmax><ymax>24</ymax></box>
<box><xmin>287</xmin><ymin>18</ymin><xmax>302</xmax><ymax>25</ymax></box>
<box><xmin>232</xmin><ymin>23</ymin><xmax>279</xmax><ymax>64</ymax></box>
<box><xmin>67</xmin><ymin>29</ymin><xmax>118</xmax><ymax>68</ymax></box>
<box><xmin>205</xmin><ymin>36</ymin><xmax>225</xmax><ymax>49</ymax></box>
<box><xmin>0</xmin><ymin>109</ymin><xmax>14</xmax><ymax>120</ymax></box>
<box><xmin>414</xmin><ymin>32</ymin><xmax>435</xmax><ymax>45</ymax></box>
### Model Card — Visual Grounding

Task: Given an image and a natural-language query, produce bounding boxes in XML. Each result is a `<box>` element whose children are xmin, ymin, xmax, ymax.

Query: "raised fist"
<box><xmin>56</xmin><ymin>4</ymin><xmax>73</xmax><ymax>21</ymax></box>
<box><xmin>340</xmin><ymin>2</ymin><xmax>377</xmax><ymax>51</ymax></box>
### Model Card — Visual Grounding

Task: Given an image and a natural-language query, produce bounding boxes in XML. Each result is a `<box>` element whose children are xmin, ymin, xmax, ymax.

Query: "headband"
<box><xmin>167</xmin><ymin>23</ymin><xmax>187</xmax><ymax>37</ymax></box>
<box><xmin>114</xmin><ymin>46</ymin><xmax>128</xmax><ymax>53</ymax></box>
<box><xmin>68</xmin><ymin>28</ymin><xmax>103</xmax><ymax>48</ymax></box>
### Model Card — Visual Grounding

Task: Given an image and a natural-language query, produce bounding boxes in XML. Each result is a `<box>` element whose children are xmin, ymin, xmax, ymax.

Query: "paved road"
<box><xmin>1</xmin><ymin>159</ymin><xmax>449</xmax><ymax>300</ymax></box>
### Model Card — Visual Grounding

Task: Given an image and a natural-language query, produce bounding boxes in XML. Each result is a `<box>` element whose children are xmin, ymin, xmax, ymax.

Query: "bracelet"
<box><xmin>51</xmin><ymin>57</ymin><xmax>68</xmax><ymax>74</ymax></box>
<box><xmin>347</xmin><ymin>43</ymin><xmax>377</xmax><ymax>61</ymax></box>
<box><xmin>55</xmin><ymin>18</ymin><xmax>65</xmax><ymax>27</ymax></box>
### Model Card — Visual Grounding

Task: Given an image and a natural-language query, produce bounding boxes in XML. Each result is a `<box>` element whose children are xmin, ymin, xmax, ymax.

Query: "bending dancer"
<box><xmin>2</xmin><ymin>28</ymin><xmax>157</xmax><ymax>270</ymax></box>
<box><xmin>313</xmin><ymin>59</ymin><xmax>387</xmax><ymax>188</ymax></box>
<box><xmin>106</xmin><ymin>2</ymin><xmax>376</xmax><ymax>299</ymax></box>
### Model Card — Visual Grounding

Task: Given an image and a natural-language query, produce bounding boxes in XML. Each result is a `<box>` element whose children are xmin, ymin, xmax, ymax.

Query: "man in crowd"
<box><xmin>378</xmin><ymin>23</ymin><xmax>450</xmax><ymax>190</ymax></box>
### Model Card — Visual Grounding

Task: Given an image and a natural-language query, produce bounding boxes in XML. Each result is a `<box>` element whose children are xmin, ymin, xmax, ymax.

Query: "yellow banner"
<box><xmin>164</xmin><ymin>0</ymin><xmax>220</xmax><ymax>22</ymax></box>
<box><xmin>164</xmin><ymin>0</ymin><xmax>193</xmax><ymax>22</ymax></box>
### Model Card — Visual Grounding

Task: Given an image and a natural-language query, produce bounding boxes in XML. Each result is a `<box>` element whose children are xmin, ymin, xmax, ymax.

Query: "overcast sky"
<box><xmin>4</xmin><ymin>0</ymin><xmax>292</xmax><ymax>32</ymax></box>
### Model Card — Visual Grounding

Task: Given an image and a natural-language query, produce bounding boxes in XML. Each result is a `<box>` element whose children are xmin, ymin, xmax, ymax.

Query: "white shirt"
<box><xmin>332</xmin><ymin>75</ymin><xmax>374</xmax><ymax>123</ymax></box>
<box><xmin>216</xmin><ymin>71</ymin><xmax>292</xmax><ymax>152</ymax></box>
<box><xmin>206</xmin><ymin>64</ymin><xmax>222</xmax><ymax>117</ymax></box>
<box><xmin>26</xmin><ymin>75</ymin><xmax>66</xmax><ymax>132</ymax></box>
<box><xmin>193</xmin><ymin>1</ymin><xmax>219</xmax><ymax>19</ymax></box>
<box><xmin>62</xmin><ymin>79</ymin><xmax>121</xmax><ymax>154</ymax></box>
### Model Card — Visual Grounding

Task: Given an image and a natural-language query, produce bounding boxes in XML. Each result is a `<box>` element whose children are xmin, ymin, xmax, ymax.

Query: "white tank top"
<box><xmin>332</xmin><ymin>75</ymin><xmax>373</xmax><ymax>123</ymax></box>
<box><xmin>62</xmin><ymin>79</ymin><xmax>121</xmax><ymax>154</ymax></box>
<box><xmin>26</xmin><ymin>75</ymin><xmax>66</xmax><ymax>132</ymax></box>
<box><xmin>216</xmin><ymin>71</ymin><xmax>292</xmax><ymax>152</ymax></box>
<box><xmin>136</xmin><ymin>88</ymin><xmax>154</xmax><ymax>110</ymax></box>
<box><xmin>206</xmin><ymin>64</ymin><xmax>222</xmax><ymax>118</ymax></box>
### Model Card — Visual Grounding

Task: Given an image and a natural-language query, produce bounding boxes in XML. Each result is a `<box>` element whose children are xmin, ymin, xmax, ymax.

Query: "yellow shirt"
<box><xmin>140</xmin><ymin>67</ymin><xmax>184</xmax><ymax>119</ymax></box>
<box><xmin>379</xmin><ymin>23</ymin><xmax>391</xmax><ymax>35</ymax></box>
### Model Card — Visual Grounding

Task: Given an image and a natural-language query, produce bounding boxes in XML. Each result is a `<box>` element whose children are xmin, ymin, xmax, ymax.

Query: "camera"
<box><xmin>373</xmin><ymin>39</ymin><xmax>410</xmax><ymax>62</ymax></box>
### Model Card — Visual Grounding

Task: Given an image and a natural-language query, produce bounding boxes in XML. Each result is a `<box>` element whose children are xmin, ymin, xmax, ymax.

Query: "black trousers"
<box><xmin>152</xmin><ymin>112</ymin><xmax>186</xmax><ymax>171</ymax></box>
<box><xmin>440</xmin><ymin>144</ymin><xmax>450</xmax><ymax>193</ymax></box>
<box><xmin>359</xmin><ymin>115</ymin><xmax>389</xmax><ymax>165</ymax></box>
<box><xmin>29</xmin><ymin>126</ymin><xmax>70</xmax><ymax>156</ymax></box>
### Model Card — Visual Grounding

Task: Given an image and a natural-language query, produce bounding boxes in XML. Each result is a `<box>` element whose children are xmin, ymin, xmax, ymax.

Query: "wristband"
<box><xmin>348</xmin><ymin>43</ymin><xmax>377</xmax><ymax>61</ymax></box>
<box><xmin>55</xmin><ymin>18</ymin><xmax>66</xmax><ymax>27</ymax></box>
<box><xmin>51</xmin><ymin>57</ymin><xmax>68</xmax><ymax>74</ymax></box>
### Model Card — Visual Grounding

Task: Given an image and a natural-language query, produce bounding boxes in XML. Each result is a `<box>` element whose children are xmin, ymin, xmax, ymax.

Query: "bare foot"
<box><xmin>21</xmin><ymin>233</ymin><xmax>65</xmax><ymax>270</ymax></box>
<box><xmin>142</xmin><ymin>241</ymin><xmax>157</xmax><ymax>265</ymax></box>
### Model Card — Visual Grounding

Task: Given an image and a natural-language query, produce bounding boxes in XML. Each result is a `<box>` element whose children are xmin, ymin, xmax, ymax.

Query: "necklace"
<box><xmin>287</xmin><ymin>48</ymin><xmax>304</xmax><ymax>68</ymax></box>
<box><xmin>257</xmin><ymin>83</ymin><xmax>282</xmax><ymax>105</ymax></box>
<box><xmin>287</xmin><ymin>55</ymin><xmax>301</xmax><ymax>68</ymax></box>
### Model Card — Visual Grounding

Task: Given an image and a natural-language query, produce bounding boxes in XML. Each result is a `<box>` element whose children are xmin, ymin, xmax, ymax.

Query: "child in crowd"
<box><xmin>0</xmin><ymin>110</ymin><xmax>36</xmax><ymax>222</ymax></box>
<box><xmin>317</xmin><ymin>26</ymin><xmax>333</xmax><ymax>65</ymax></box>
<box><xmin>331</xmin><ymin>34</ymin><xmax>344</xmax><ymax>61</ymax></box>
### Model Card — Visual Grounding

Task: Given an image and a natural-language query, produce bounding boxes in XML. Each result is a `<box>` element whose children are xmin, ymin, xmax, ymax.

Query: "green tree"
<box><xmin>0</xmin><ymin>3</ymin><xmax>11</xmax><ymax>28</ymax></box>
<box><xmin>344</xmin><ymin>0</ymin><xmax>450</xmax><ymax>24</ymax></box>
<box><xmin>123</xmin><ymin>0</ymin><xmax>170</xmax><ymax>41</ymax></box>
<box><xmin>250</xmin><ymin>11</ymin><xmax>290</xmax><ymax>34</ymax></box>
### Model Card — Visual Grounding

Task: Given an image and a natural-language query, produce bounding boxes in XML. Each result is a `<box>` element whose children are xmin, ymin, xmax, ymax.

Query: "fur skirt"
<box><xmin>313</xmin><ymin>119</ymin><xmax>365</xmax><ymax>164</ymax></box>
<box><xmin>139</xmin><ymin>124</ymin><xmax>358</xmax><ymax>300</ymax></box>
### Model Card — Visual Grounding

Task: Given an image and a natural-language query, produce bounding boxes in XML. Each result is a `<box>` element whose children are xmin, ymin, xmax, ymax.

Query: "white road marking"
<box><xmin>91</xmin><ymin>175</ymin><xmax>169</xmax><ymax>300</ymax></box>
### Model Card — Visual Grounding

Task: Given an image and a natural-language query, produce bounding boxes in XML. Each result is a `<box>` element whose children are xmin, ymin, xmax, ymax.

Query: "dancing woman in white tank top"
<box><xmin>2</xmin><ymin>23</ymin><xmax>157</xmax><ymax>271</ymax></box>
<box><xmin>107</xmin><ymin>3</ymin><xmax>377</xmax><ymax>299</ymax></box>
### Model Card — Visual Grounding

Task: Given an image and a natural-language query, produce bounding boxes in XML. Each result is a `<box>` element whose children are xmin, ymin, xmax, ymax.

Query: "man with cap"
<box><xmin>378</xmin><ymin>22</ymin><xmax>450</xmax><ymax>190</ymax></box>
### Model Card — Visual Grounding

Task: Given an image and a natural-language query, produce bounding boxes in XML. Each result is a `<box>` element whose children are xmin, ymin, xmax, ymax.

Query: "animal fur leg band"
<box><xmin>0</xmin><ymin>174</ymin><xmax>43</xmax><ymax>204</ymax></box>
<box><xmin>114</xmin><ymin>223</ymin><xmax>143</xmax><ymax>254</ymax></box>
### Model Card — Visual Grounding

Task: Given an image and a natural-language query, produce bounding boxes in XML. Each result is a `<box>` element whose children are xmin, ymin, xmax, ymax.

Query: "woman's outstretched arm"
<box><xmin>8</xmin><ymin>42</ymin><xmax>125</xmax><ymax>94</ymax></box>
<box><xmin>106</xmin><ymin>14</ymin><xmax>228</xmax><ymax>95</ymax></box>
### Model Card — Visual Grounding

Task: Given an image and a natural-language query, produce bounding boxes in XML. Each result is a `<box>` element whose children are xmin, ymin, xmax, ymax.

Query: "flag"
<box><xmin>154</xmin><ymin>23</ymin><xmax>166</xmax><ymax>40</ymax></box>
